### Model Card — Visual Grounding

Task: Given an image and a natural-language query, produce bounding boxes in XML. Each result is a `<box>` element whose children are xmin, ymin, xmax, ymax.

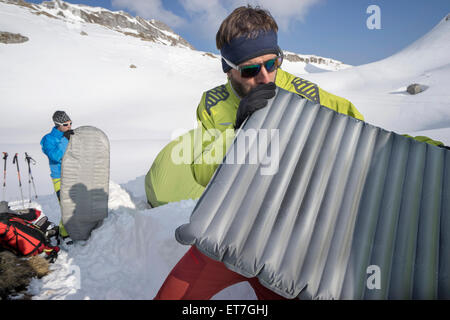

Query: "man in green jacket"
<box><xmin>154</xmin><ymin>5</ymin><xmax>368</xmax><ymax>300</ymax></box>
<box><xmin>151</xmin><ymin>3</ymin><xmax>450</xmax><ymax>300</ymax></box>
<box><xmin>146</xmin><ymin>6</ymin><xmax>367</xmax><ymax>206</ymax></box>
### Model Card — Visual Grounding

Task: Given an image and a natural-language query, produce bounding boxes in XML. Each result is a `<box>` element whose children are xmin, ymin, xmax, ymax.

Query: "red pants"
<box><xmin>154</xmin><ymin>246</ymin><xmax>287</xmax><ymax>300</ymax></box>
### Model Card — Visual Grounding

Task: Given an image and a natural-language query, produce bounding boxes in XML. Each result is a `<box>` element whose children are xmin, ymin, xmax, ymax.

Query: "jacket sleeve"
<box><xmin>41</xmin><ymin>135</ymin><xmax>66</xmax><ymax>163</ymax></box>
<box><xmin>191</xmin><ymin>98</ymin><xmax>236</xmax><ymax>187</ymax></box>
<box><xmin>402</xmin><ymin>134</ymin><xmax>445</xmax><ymax>147</ymax></box>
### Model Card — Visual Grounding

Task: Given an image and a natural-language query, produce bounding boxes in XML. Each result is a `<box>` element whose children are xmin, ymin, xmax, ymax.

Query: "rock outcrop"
<box><xmin>0</xmin><ymin>31</ymin><xmax>28</xmax><ymax>44</ymax></box>
<box><xmin>407</xmin><ymin>83</ymin><xmax>428</xmax><ymax>95</ymax></box>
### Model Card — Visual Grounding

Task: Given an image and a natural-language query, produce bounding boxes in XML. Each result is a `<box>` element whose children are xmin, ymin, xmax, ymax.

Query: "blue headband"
<box><xmin>220</xmin><ymin>30</ymin><xmax>280</xmax><ymax>73</ymax></box>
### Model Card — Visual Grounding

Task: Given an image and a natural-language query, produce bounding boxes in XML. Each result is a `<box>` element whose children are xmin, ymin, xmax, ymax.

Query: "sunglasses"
<box><xmin>56</xmin><ymin>122</ymin><xmax>72</xmax><ymax>127</ymax></box>
<box><xmin>223</xmin><ymin>56</ymin><xmax>283</xmax><ymax>78</ymax></box>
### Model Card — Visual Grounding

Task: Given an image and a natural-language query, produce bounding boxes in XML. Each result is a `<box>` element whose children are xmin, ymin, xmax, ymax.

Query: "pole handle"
<box><xmin>25</xmin><ymin>152</ymin><xmax>36</xmax><ymax>165</ymax></box>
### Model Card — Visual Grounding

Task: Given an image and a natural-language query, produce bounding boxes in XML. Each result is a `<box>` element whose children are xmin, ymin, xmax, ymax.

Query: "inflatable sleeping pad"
<box><xmin>176</xmin><ymin>88</ymin><xmax>450</xmax><ymax>299</ymax></box>
<box><xmin>60</xmin><ymin>126</ymin><xmax>110</xmax><ymax>241</ymax></box>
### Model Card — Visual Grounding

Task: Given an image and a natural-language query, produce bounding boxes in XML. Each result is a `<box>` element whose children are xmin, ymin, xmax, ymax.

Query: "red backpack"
<box><xmin>0</xmin><ymin>213</ymin><xmax>59</xmax><ymax>261</ymax></box>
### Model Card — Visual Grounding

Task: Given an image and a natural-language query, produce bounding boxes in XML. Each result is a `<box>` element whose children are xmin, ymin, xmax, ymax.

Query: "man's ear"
<box><xmin>226</xmin><ymin>71</ymin><xmax>232</xmax><ymax>80</ymax></box>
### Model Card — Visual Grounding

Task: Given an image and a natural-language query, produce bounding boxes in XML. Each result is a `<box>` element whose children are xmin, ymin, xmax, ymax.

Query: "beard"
<box><xmin>229</xmin><ymin>75</ymin><xmax>253</xmax><ymax>98</ymax></box>
<box><xmin>228</xmin><ymin>70</ymin><xmax>278</xmax><ymax>98</ymax></box>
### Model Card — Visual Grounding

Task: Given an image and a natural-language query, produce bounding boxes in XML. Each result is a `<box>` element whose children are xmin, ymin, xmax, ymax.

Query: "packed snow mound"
<box><xmin>24</xmin><ymin>181</ymin><xmax>256</xmax><ymax>300</ymax></box>
<box><xmin>26</xmin><ymin>181</ymin><xmax>192</xmax><ymax>300</ymax></box>
<box><xmin>31</xmin><ymin>208</ymin><xmax>193</xmax><ymax>299</ymax></box>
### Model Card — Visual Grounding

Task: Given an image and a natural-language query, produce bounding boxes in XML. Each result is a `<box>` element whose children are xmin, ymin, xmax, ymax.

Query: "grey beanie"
<box><xmin>53</xmin><ymin>110</ymin><xmax>71</xmax><ymax>125</ymax></box>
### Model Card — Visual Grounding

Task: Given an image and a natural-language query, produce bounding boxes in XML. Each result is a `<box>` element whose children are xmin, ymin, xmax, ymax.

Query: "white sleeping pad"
<box><xmin>61</xmin><ymin>126</ymin><xmax>110</xmax><ymax>241</ymax></box>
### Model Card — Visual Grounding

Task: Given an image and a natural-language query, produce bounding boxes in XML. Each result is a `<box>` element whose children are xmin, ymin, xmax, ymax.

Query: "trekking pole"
<box><xmin>25</xmin><ymin>152</ymin><xmax>38</xmax><ymax>202</ymax></box>
<box><xmin>12</xmin><ymin>153</ymin><xmax>25</xmax><ymax>208</ymax></box>
<box><xmin>2</xmin><ymin>152</ymin><xmax>7</xmax><ymax>201</ymax></box>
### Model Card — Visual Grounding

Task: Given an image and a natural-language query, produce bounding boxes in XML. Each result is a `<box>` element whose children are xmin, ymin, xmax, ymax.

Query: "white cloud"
<box><xmin>177</xmin><ymin>0</ymin><xmax>323</xmax><ymax>41</ymax></box>
<box><xmin>178</xmin><ymin>0</ymin><xmax>229</xmax><ymax>39</ymax></box>
<box><xmin>230</xmin><ymin>0</ymin><xmax>324</xmax><ymax>31</ymax></box>
<box><xmin>111</xmin><ymin>0</ymin><xmax>185</xmax><ymax>27</ymax></box>
<box><xmin>111</xmin><ymin>0</ymin><xmax>323</xmax><ymax>48</ymax></box>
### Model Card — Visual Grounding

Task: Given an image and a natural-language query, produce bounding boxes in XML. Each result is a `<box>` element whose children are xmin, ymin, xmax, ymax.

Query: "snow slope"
<box><xmin>305</xmin><ymin>14</ymin><xmax>450</xmax><ymax>139</ymax></box>
<box><xmin>27</xmin><ymin>183</ymin><xmax>197</xmax><ymax>300</ymax></box>
<box><xmin>8</xmin><ymin>181</ymin><xmax>257</xmax><ymax>300</ymax></box>
<box><xmin>1</xmin><ymin>1</ymin><xmax>449</xmax><ymax>300</ymax></box>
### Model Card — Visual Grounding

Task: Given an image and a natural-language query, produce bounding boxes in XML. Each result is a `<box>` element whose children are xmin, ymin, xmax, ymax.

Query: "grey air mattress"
<box><xmin>60</xmin><ymin>126</ymin><xmax>110</xmax><ymax>241</ymax></box>
<box><xmin>175</xmin><ymin>88</ymin><xmax>450</xmax><ymax>299</ymax></box>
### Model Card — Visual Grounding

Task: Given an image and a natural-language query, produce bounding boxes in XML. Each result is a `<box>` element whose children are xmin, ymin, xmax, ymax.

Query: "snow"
<box><xmin>8</xmin><ymin>180</ymin><xmax>257</xmax><ymax>300</ymax></box>
<box><xmin>27</xmin><ymin>183</ymin><xmax>193</xmax><ymax>300</ymax></box>
<box><xmin>0</xmin><ymin>1</ymin><xmax>449</xmax><ymax>300</ymax></box>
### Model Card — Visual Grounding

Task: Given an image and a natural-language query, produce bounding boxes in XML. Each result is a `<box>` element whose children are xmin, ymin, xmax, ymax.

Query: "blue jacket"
<box><xmin>40</xmin><ymin>127</ymin><xmax>69</xmax><ymax>179</ymax></box>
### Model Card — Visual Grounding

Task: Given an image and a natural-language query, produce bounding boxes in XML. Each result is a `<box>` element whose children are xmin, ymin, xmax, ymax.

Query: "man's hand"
<box><xmin>63</xmin><ymin>130</ymin><xmax>74</xmax><ymax>140</ymax></box>
<box><xmin>235</xmin><ymin>82</ymin><xmax>276</xmax><ymax>129</ymax></box>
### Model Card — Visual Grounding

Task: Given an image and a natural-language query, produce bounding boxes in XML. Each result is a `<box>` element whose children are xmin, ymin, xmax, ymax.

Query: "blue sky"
<box><xmin>27</xmin><ymin>0</ymin><xmax>450</xmax><ymax>65</ymax></box>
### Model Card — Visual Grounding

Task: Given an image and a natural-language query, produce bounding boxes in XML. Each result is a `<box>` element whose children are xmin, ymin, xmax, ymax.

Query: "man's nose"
<box><xmin>255</xmin><ymin>65</ymin><xmax>272</xmax><ymax>84</ymax></box>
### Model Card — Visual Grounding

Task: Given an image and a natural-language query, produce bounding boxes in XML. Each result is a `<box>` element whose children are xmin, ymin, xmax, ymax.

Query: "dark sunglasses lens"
<box><xmin>63</xmin><ymin>122</ymin><xmax>72</xmax><ymax>127</ymax></box>
<box><xmin>264</xmin><ymin>59</ymin><xmax>277</xmax><ymax>72</ymax></box>
<box><xmin>240</xmin><ymin>58</ymin><xmax>280</xmax><ymax>78</ymax></box>
<box><xmin>241</xmin><ymin>65</ymin><xmax>261</xmax><ymax>78</ymax></box>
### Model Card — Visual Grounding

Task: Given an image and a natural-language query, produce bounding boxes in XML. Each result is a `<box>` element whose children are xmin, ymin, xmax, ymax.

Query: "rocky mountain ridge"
<box><xmin>0</xmin><ymin>0</ymin><xmax>194</xmax><ymax>49</ymax></box>
<box><xmin>283</xmin><ymin>51</ymin><xmax>351</xmax><ymax>70</ymax></box>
